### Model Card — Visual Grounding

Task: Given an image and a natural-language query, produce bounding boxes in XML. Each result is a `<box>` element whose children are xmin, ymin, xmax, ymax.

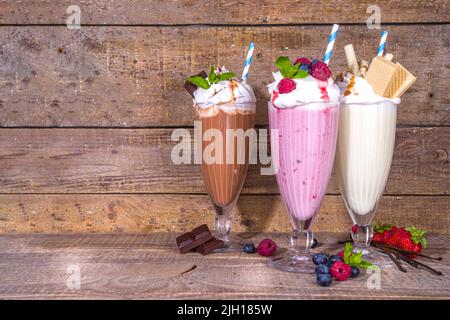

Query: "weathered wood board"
<box><xmin>0</xmin><ymin>128</ymin><xmax>448</xmax><ymax>194</ymax></box>
<box><xmin>0</xmin><ymin>233</ymin><xmax>448</xmax><ymax>299</ymax></box>
<box><xmin>1</xmin><ymin>0</ymin><xmax>449</xmax><ymax>25</ymax></box>
<box><xmin>0</xmin><ymin>25</ymin><xmax>448</xmax><ymax>127</ymax></box>
<box><xmin>0</xmin><ymin>195</ymin><xmax>448</xmax><ymax>234</ymax></box>
<box><xmin>0</xmin><ymin>0</ymin><xmax>448</xmax><ymax>236</ymax></box>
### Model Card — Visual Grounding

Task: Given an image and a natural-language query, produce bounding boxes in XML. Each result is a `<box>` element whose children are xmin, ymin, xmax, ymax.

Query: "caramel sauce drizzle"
<box><xmin>345</xmin><ymin>75</ymin><xmax>356</xmax><ymax>96</ymax></box>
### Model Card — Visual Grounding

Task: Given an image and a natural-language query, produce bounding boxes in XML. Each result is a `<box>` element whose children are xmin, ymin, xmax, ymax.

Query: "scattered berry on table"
<box><xmin>351</xmin><ymin>266</ymin><xmax>360</xmax><ymax>278</ymax></box>
<box><xmin>316</xmin><ymin>273</ymin><xmax>333</xmax><ymax>287</ymax></box>
<box><xmin>330</xmin><ymin>261</ymin><xmax>352</xmax><ymax>281</ymax></box>
<box><xmin>312</xmin><ymin>253</ymin><xmax>328</xmax><ymax>265</ymax></box>
<box><xmin>257</xmin><ymin>239</ymin><xmax>277</xmax><ymax>257</ymax></box>
<box><xmin>327</xmin><ymin>254</ymin><xmax>343</xmax><ymax>267</ymax></box>
<box><xmin>315</xmin><ymin>264</ymin><xmax>330</xmax><ymax>275</ymax></box>
<box><xmin>243</xmin><ymin>243</ymin><xmax>256</xmax><ymax>254</ymax></box>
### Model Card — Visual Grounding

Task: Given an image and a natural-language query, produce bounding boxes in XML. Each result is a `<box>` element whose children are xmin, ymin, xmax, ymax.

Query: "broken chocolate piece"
<box><xmin>175</xmin><ymin>224</ymin><xmax>213</xmax><ymax>254</ymax></box>
<box><xmin>184</xmin><ymin>71</ymin><xmax>207</xmax><ymax>97</ymax></box>
<box><xmin>196</xmin><ymin>238</ymin><xmax>225</xmax><ymax>255</ymax></box>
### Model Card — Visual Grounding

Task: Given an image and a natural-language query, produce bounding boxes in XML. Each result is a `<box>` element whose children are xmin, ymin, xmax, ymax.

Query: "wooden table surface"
<box><xmin>0</xmin><ymin>232</ymin><xmax>448</xmax><ymax>300</ymax></box>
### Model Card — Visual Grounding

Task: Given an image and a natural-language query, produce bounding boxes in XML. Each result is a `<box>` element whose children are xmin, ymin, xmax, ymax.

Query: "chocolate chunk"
<box><xmin>175</xmin><ymin>224</ymin><xmax>213</xmax><ymax>254</ymax></box>
<box><xmin>196</xmin><ymin>239</ymin><xmax>225</xmax><ymax>255</ymax></box>
<box><xmin>184</xmin><ymin>71</ymin><xmax>207</xmax><ymax>97</ymax></box>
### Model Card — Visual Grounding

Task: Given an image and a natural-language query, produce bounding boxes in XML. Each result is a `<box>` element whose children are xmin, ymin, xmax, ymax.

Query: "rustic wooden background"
<box><xmin>0</xmin><ymin>1</ymin><xmax>449</xmax><ymax>234</ymax></box>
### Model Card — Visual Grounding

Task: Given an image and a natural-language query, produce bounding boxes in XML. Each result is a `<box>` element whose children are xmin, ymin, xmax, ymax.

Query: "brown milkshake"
<box><xmin>197</xmin><ymin>106</ymin><xmax>255</xmax><ymax>207</ymax></box>
<box><xmin>185</xmin><ymin>66</ymin><xmax>256</xmax><ymax>250</ymax></box>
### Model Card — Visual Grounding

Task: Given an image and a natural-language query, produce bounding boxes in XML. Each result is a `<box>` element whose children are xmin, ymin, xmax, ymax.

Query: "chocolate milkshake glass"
<box><xmin>192</xmin><ymin>72</ymin><xmax>256</xmax><ymax>251</ymax></box>
<box><xmin>267</xmin><ymin>57</ymin><xmax>340</xmax><ymax>273</ymax></box>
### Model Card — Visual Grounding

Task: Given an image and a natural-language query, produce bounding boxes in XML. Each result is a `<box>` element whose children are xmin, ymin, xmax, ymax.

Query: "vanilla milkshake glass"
<box><xmin>335</xmin><ymin>73</ymin><xmax>399</xmax><ymax>258</ymax></box>
<box><xmin>268</xmin><ymin>68</ymin><xmax>340</xmax><ymax>273</ymax></box>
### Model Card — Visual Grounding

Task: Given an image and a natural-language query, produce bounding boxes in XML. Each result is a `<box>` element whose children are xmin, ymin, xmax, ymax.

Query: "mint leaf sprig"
<box><xmin>275</xmin><ymin>56</ymin><xmax>309</xmax><ymax>79</ymax></box>
<box><xmin>187</xmin><ymin>65</ymin><xmax>236</xmax><ymax>90</ymax></box>
<box><xmin>343</xmin><ymin>243</ymin><xmax>377</xmax><ymax>270</ymax></box>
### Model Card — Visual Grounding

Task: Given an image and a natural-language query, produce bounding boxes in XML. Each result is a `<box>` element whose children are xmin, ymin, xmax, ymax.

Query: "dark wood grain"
<box><xmin>0</xmin><ymin>25</ymin><xmax>448</xmax><ymax>127</ymax></box>
<box><xmin>0</xmin><ymin>0</ymin><xmax>449</xmax><ymax>25</ymax></box>
<box><xmin>0</xmin><ymin>233</ymin><xmax>448</xmax><ymax>299</ymax></box>
<box><xmin>0</xmin><ymin>127</ymin><xmax>448</xmax><ymax>194</ymax></box>
<box><xmin>0</xmin><ymin>194</ymin><xmax>448</xmax><ymax>234</ymax></box>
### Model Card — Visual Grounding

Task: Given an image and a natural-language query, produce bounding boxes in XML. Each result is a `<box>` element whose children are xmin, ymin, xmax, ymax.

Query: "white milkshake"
<box><xmin>335</xmin><ymin>73</ymin><xmax>399</xmax><ymax>224</ymax></box>
<box><xmin>334</xmin><ymin>41</ymin><xmax>416</xmax><ymax>262</ymax></box>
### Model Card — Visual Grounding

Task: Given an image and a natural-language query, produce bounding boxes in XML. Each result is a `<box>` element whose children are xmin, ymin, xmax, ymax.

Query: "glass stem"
<box><xmin>351</xmin><ymin>224</ymin><xmax>373</xmax><ymax>254</ymax></box>
<box><xmin>214</xmin><ymin>203</ymin><xmax>233</xmax><ymax>242</ymax></box>
<box><xmin>291</xmin><ymin>229</ymin><xmax>314</xmax><ymax>256</ymax></box>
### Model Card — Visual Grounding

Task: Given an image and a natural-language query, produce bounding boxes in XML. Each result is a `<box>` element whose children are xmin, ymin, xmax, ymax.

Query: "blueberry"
<box><xmin>315</xmin><ymin>264</ymin><xmax>330</xmax><ymax>275</ymax></box>
<box><xmin>351</xmin><ymin>266</ymin><xmax>360</xmax><ymax>278</ymax></box>
<box><xmin>327</xmin><ymin>255</ymin><xmax>343</xmax><ymax>267</ymax></box>
<box><xmin>311</xmin><ymin>238</ymin><xmax>319</xmax><ymax>249</ymax></box>
<box><xmin>299</xmin><ymin>63</ymin><xmax>311</xmax><ymax>73</ymax></box>
<box><xmin>311</xmin><ymin>59</ymin><xmax>320</xmax><ymax>65</ymax></box>
<box><xmin>316</xmin><ymin>273</ymin><xmax>332</xmax><ymax>287</ymax></box>
<box><xmin>243</xmin><ymin>243</ymin><xmax>256</xmax><ymax>254</ymax></box>
<box><xmin>312</xmin><ymin>253</ymin><xmax>328</xmax><ymax>265</ymax></box>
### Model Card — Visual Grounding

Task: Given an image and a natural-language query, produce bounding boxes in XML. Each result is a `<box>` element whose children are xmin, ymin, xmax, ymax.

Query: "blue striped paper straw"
<box><xmin>377</xmin><ymin>31</ymin><xmax>388</xmax><ymax>56</ymax></box>
<box><xmin>241</xmin><ymin>42</ymin><xmax>255</xmax><ymax>82</ymax></box>
<box><xmin>323</xmin><ymin>24</ymin><xmax>339</xmax><ymax>65</ymax></box>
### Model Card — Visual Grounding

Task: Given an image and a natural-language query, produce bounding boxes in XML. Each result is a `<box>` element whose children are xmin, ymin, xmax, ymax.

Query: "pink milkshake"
<box><xmin>269</xmin><ymin>101</ymin><xmax>339</xmax><ymax>222</ymax></box>
<box><xmin>267</xmin><ymin>56</ymin><xmax>340</xmax><ymax>273</ymax></box>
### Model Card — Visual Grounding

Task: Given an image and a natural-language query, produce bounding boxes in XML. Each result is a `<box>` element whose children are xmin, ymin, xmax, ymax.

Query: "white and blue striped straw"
<box><xmin>241</xmin><ymin>42</ymin><xmax>255</xmax><ymax>83</ymax></box>
<box><xmin>323</xmin><ymin>24</ymin><xmax>339</xmax><ymax>65</ymax></box>
<box><xmin>377</xmin><ymin>30</ymin><xmax>388</xmax><ymax>56</ymax></box>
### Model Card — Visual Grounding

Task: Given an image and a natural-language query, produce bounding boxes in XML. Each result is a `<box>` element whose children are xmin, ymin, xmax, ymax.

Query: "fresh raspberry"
<box><xmin>330</xmin><ymin>261</ymin><xmax>352</xmax><ymax>281</ymax></box>
<box><xmin>294</xmin><ymin>57</ymin><xmax>311</xmax><ymax>66</ymax></box>
<box><xmin>277</xmin><ymin>78</ymin><xmax>296</xmax><ymax>94</ymax></box>
<box><xmin>337</xmin><ymin>250</ymin><xmax>345</xmax><ymax>259</ymax></box>
<box><xmin>311</xmin><ymin>61</ymin><xmax>332</xmax><ymax>81</ymax></box>
<box><xmin>257</xmin><ymin>239</ymin><xmax>277</xmax><ymax>257</ymax></box>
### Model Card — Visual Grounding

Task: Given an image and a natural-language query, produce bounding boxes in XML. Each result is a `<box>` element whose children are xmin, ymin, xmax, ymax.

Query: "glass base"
<box><xmin>353</xmin><ymin>246</ymin><xmax>392</xmax><ymax>267</ymax></box>
<box><xmin>213</xmin><ymin>234</ymin><xmax>244</xmax><ymax>253</ymax></box>
<box><xmin>267</xmin><ymin>251</ymin><xmax>315</xmax><ymax>273</ymax></box>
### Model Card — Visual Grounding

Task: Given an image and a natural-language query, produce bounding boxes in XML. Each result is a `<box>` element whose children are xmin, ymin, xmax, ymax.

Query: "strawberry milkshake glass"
<box><xmin>267</xmin><ymin>57</ymin><xmax>340</xmax><ymax>273</ymax></box>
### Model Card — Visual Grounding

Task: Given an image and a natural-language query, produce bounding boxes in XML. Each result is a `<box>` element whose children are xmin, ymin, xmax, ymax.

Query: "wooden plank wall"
<box><xmin>0</xmin><ymin>1</ymin><xmax>449</xmax><ymax>234</ymax></box>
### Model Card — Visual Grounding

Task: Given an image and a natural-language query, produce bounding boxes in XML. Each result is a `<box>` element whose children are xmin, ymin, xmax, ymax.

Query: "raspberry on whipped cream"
<box><xmin>278</xmin><ymin>78</ymin><xmax>296</xmax><ymax>94</ymax></box>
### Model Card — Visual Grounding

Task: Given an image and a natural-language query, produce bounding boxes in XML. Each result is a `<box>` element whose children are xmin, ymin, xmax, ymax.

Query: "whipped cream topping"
<box><xmin>267</xmin><ymin>71</ymin><xmax>340</xmax><ymax>109</ymax></box>
<box><xmin>336</xmin><ymin>72</ymin><xmax>400</xmax><ymax>105</ymax></box>
<box><xmin>193</xmin><ymin>79</ymin><xmax>256</xmax><ymax>111</ymax></box>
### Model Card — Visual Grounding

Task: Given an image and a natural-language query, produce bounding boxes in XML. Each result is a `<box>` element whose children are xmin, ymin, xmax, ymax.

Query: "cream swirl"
<box><xmin>336</xmin><ymin>72</ymin><xmax>400</xmax><ymax>105</ymax></box>
<box><xmin>193</xmin><ymin>79</ymin><xmax>256</xmax><ymax>111</ymax></box>
<box><xmin>268</xmin><ymin>72</ymin><xmax>340</xmax><ymax>109</ymax></box>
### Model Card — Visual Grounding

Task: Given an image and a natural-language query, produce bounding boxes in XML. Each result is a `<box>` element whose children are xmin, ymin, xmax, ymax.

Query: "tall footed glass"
<box><xmin>335</xmin><ymin>100</ymin><xmax>397</xmax><ymax>262</ymax></box>
<box><xmin>197</xmin><ymin>102</ymin><xmax>256</xmax><ymax>252</ymax></box>
<box><xmin>268</xmin><ymin>101</ymin><xmax>339</xmax><ymax>273</ymax></box>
